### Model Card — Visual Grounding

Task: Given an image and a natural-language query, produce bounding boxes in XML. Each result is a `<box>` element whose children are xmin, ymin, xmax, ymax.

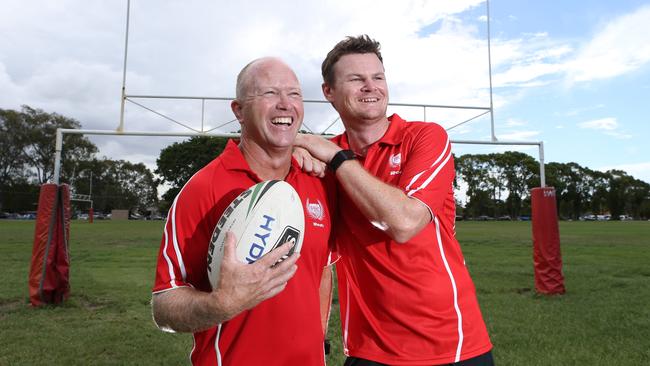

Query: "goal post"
<box><xmin>36</xmin><ymin>0</ymin><xmax>564</xmax><ymax>309</ymax></box>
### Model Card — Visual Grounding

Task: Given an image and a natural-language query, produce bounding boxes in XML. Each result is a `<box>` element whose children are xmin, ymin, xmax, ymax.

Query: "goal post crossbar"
<box><xmin>123</xmin><ymin>94</ymin><xmax>493</xmax><ymax>136</ymax></box>
<box><xmin>52</xmin><ymin>128</ymin><xmax>546</xmax><ymax>188</ymax></box>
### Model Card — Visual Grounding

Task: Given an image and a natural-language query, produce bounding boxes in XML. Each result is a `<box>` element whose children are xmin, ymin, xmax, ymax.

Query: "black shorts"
<box><xmin>343</xmin><ymin>350</ymin><xmax>494</xmax><ymax>366</ymax></box>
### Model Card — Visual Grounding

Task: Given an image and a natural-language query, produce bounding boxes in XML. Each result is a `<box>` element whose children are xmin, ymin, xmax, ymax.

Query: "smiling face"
<box><xmin>323</xmin><ymin>53</ymin><xmax>388</xmax><ymax>127</ymax></box>
<box><xmin>232</xmin><ymin>58</ymin><xmax>304</xmax><ymax>151</ymax></box>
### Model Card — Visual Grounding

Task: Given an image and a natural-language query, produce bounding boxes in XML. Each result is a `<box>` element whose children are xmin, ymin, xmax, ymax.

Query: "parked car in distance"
<box><xmin>129</xmin><ymin>212</ymin><xmax>144</xmax><ymax>220</ymax></box>
<box><xmin>476</xmin><ymin>215</ymin><xmax>495</xmax><ymax>221</ymax></box>
<box><xmin>18</xmin><ymin>212</ymin><xmax>37</xmax><ymax>220</ymax></box>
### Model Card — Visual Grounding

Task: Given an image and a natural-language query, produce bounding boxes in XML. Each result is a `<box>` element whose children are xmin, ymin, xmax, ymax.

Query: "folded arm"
<box><xmin>294</xmin><ymin>134</ymin><xmax>431</xmax><ymax>243</ymax></box>
<box><xmin>152</xmin><ymin>232</ymin><xmax>299</xmax><ymax>333</ymax></box>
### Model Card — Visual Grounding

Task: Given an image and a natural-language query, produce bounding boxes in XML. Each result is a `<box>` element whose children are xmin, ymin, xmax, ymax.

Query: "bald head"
<box><xmin>230</xmin><ymin>56</ymin><xmax>304</xmax><ymax>153</ymax></box>
<box><xmin>235</xmin><ymin>57</ymin><xmax>298</xmax><ymax>101</ymax></box>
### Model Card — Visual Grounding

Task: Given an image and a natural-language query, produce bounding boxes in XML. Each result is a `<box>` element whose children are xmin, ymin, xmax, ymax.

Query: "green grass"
<box><xmin>1</xmin><ymin>220</ymin><xmax>649</xmax><ymax>365</ymax></box>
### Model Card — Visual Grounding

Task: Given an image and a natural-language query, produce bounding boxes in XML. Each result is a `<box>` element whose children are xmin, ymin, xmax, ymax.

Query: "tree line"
<box><xmin>2</xmin><ymin>106</ymin><xmax>649</xmax><ymax>219</ymax></box>
<box><xmin>456</xmin><ymin>152</ymin><xmax>650</xmax><ymax>220</ymax></box>
<box><xmin>1</xmin><ymin>106</ymin><xmax>157</xmax><ymax>214</ymax></box>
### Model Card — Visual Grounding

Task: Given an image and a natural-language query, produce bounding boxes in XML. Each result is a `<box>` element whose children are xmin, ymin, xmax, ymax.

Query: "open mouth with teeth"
<box><xmin>359</xmin><ymin>97</ymin><xmax>379</xmax><ymax>103</ymax></box>
<box><xmin>271</xmin><ymin>117</ymin><xmax>293</xmax><ymax>126</ymax></box>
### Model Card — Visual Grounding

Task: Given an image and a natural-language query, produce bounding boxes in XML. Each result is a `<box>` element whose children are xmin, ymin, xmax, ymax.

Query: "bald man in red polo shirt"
<box><xmin>296</xmin><ymin>35</ymin><xmax>494</xmax><ymax>366</ymax></box>
<box><xmin>152</xmin><ymin>57</ymin><xmax>334</xmax><ymax>366</ymax></box>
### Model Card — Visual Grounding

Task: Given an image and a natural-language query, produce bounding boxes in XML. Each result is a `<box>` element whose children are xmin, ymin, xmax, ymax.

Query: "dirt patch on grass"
<box><xmin>72</xmin><ymin>294</ymin><xmax>114</xmax><ymax>311</ymax></box>
<box><xmin>0</xmin><ymin>298</ymin><xmax>27</xmax><ymax>317</ymax></box>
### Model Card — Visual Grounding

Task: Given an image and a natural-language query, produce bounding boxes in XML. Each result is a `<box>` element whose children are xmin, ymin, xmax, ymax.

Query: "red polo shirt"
<box><xmin>153</xmin><ymin>140</ymin><xmax>333</xmax><ymax>366</ymax></box>
<box><xmin>332</xmin><ymin>114</ymin><xmax>492</xmax><ymax>365</ymax></box>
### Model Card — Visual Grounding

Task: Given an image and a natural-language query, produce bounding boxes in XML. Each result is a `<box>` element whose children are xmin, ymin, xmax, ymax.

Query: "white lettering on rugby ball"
<box><xmin>206</xmin><ymin>180</ymin><xmax>304</xmax><ymax>289</ymax></box>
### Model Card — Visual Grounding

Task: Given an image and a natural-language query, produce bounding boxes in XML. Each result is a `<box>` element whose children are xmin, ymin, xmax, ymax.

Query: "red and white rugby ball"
<box><xmin>207</xmin><ymin>180</ymin><xmax>304</xmax><ymax>288</ymax></box>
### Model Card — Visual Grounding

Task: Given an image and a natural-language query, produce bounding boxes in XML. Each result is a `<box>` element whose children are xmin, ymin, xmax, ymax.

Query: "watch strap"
<box><xmin>329</xmin><ymin>149</ymin><xmax>356</xmax><ymax>172</ymax></box>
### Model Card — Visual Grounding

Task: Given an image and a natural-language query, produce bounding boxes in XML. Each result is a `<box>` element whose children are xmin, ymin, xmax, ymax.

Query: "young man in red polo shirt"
<box><xmin>151</xmin><ymin>57</ymin><xmax>334</xmax><ymax>365</ymax></box>
<box><xmin>296</xmin><ymin>35</ymin><xmax>494</xmax><ymax>365</ymax></box>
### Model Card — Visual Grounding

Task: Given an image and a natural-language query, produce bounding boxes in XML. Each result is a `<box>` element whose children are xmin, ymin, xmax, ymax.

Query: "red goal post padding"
<box><xmin>531</xmin><ymin>187</ymin><xmax>566</xmax><ymax>295</ymax></box>
<box><xmin>28</xmin><ymin>183</ymin><xmax>71</xmax><ymax>306</ymax></box>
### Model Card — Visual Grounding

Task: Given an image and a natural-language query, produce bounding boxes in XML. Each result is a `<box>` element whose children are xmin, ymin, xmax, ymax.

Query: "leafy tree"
<box><xmin>605</xmin><ymin>170</ymin><xmax>632</xmax><ymax>220</ymax></box>
<box><xmin>0</xmin><ymin>109</ymin><xmax>29</xmax><ymax>211</ymax></box>
<box><xmin>639</xmin><ymin>199</ymin><xmax>650</xmax><ymax>219</ymax></box>
<box><xmin>0</xmin><ymin>109</ymin><xmax>29</xmax><ymax>188</ymax></box>
<box><xmin>546</xmin><ymin>162</ymin><xmax>593</xmax><ymax>219</ymax></box>
<box><xmin>456</xmin><ymin>152</ymin><xmax>538</xmax><ymax>218</ymax></box>
<box><xmin>70</xmin><ymin>158</ymin><xmax>158</xmax><ymax>214</ymax></box>
<box><xmin>18</xmin><ymin>105</ymin><xmax>98</xmax><ymax>184</ymax></box>
<box><xmin>456</xmin><ymin>152</ymin><xmax>649</xmax><ymax>220</ymax></box>
<box><xmin>625</xmin><ymin>179</ymin><xmax>650</xmax><ymax>219</ymax></box>
<box><xmin>456</xmin><ymin>154</ymin><xmax>496</xmax><ymax>217</ymax></box>
<box><xmin>493</xmin><ymin>151</ymin><xmax>538</xmax><ymax>218</ymax></box>
<box><xmin>0</xmin><ymin>181</ymin><xmax>40</xmax><ymax>213</ymax></box>
<box><xmin>589</xmin><ymin>170</ymin><xmax>610</xmax><ymax>215</ymax></box>
<box><xmin>155</xmin><ymin>136</ymin><xmax>230</xmax><ymax>209</ymax></box>
<box><xmin>1</xmin><ymin>106</ymin><xmax>98</xmax><ymax>211</ymax></box>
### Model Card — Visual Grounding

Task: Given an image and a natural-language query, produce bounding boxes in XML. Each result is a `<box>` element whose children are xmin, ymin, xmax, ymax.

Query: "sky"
<box><xmin>1</xmin><ymin>0</ymin><xmax>649</xmax><ymax>186</ymax></box>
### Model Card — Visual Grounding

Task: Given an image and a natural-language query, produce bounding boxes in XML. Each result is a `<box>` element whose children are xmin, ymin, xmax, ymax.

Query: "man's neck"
<box><xmin>343</xmin><ymin>117</ymin><xmax>390</xmax><ymax>156</ymax></box>
<box><xmin>238</xmin><ymin>141</ymin><xmax>292</xmax><ymax>181</ymax></box>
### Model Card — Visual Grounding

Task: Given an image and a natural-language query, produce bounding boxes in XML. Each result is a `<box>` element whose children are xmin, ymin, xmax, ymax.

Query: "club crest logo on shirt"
<box><xmin>306</xmin><ymin>198</ymin><xmax>324</xmax><ymax>221</ymax></box>
<box><xmin>389</xmin><ymin>153</ymin><xmax>401</xmax><ymax>168</ymax></box>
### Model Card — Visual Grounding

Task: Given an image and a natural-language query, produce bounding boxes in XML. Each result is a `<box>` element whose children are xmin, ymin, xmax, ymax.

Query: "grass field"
<box><xmin>1</xmin><ymin>220</ymin><xmax>649</xmax><ymax>365</ymax></box>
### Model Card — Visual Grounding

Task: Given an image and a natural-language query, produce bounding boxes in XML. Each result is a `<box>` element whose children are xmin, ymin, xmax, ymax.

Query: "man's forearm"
<box><xmin>152</xmin><ymin>287</ymin><xmax>231</xmax><ymax>333</ymax></box>
<box><xmin>294</xmin><ymin>133</ymin><xmax>431</xmax><ymax>242</ymax></box>
<box><xmin>335</xmin><ymin>160</ymin><xmax>431</xmax><ymax>242</ymax></box>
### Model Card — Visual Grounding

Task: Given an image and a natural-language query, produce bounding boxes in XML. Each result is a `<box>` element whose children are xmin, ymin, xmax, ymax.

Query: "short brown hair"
<box><xmin>321</xmin><ymin>35</ymin><xmax>383</xmax><ymax>85</ymax></box>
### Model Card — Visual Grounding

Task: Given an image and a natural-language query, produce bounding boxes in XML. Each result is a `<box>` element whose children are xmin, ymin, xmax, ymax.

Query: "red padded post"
<box><xmin>28</xmin><ymin>184</ymin><xmax>71</xmax><ymax>306</ymax></box>
<box><xmin>530</xmin><ymin>187</ymin><xmax>565</xmax><ymax>295</ymax></box>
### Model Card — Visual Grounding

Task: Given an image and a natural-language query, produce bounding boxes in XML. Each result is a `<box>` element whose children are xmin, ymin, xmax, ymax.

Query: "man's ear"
<box><xmin>231</xmin><ymin>100</ymin><xmax>244</xmax><ymax>123</ymax></box>
<box><xmin>322</xmin><ymin>82</ymin><xmax>335</xmax><ymax>103</ymax></box>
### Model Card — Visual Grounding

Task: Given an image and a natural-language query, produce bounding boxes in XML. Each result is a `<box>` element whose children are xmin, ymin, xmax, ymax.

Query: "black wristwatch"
<box><xmin>329</xmin><ymin>149</ymin><xmax>356</xmax><ymax>172</ymax></box>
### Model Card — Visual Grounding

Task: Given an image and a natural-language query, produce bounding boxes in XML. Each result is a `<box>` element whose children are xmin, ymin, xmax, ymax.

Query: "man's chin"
<box><xmin>356</xmin><ymin>112</ymin><xmax>387</xmax><ymax>122</ymax></box>
<box><xmin>267</xmin><ymin>140</ymin><xmax>296</xmax><ymax>151</ymax></box>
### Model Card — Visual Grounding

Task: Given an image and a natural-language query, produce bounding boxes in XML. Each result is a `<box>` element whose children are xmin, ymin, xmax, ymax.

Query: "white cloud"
<box><xmin>488</xmin><ymin>33</ymin><xmax>572</xmax><ymax>89</ymax></box>
<box><xmin>565</xmin><ymin>5</ymin><xmax>650</xmax><ymax>83</ymax></box>
<box><xmin>578</xmin><ymin>117</ymin><xmax>618</xmax><ymax>130</ymax></box>
<box><xmin>578</xmin><ymin>117</ymin><xmax>633</xmax><ymax>139</ymax></box>
<box><xmin>598</xmin><ymin>162</ymin><xmax>650</xmax><ymax>183</ymax></box>
<box><xmin>483</xmin><ymin>5</ymin><xmax>650</xmax><ymax>90</ymax></box>
<box><xmin>494</xmin><ymin>62</ymin><xmax>565</xmax><ymax>87</ymax></box>
<box><xmin>1</xmin><ymin>0</ymin><xmax>495</xmax><ymax>133</ymax></box>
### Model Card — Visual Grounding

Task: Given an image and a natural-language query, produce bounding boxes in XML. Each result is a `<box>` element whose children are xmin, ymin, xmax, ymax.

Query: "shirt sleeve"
<box><xmin>152</xmin><ymin>173</ymin><xmax>214</xmax><ymax>293</ymax></box>
<box><xmin>399</xmin><ymin>123</ymin><xmax>455</xmax><ymax>217</ymax></box>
